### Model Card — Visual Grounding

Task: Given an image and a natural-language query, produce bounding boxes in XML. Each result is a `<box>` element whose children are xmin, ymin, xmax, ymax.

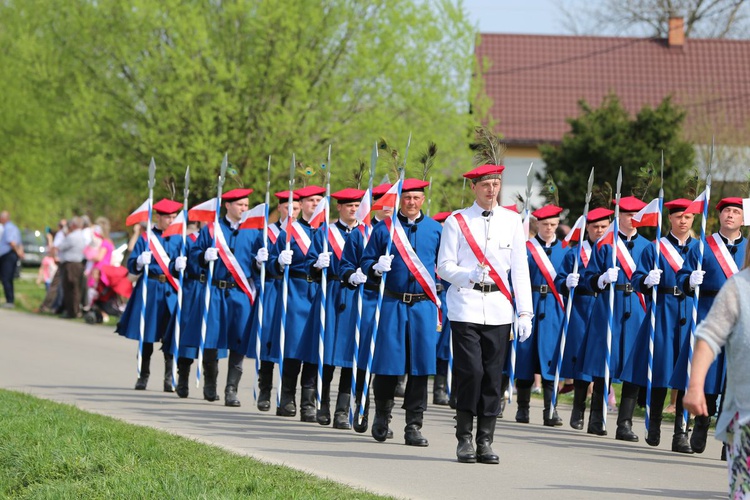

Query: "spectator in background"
<box><xmin>83</xmin><ymin>217</ymin><xmax>114</xmax><ymax>310</ymax></box>
<box><xmin>37</xmin><ymin>248</ymin><xmax>58</xmax><ymax>291</ymax></box>
<box><xmin>40</xmin><ymin>219</ymin><xmax>68</xmax><ymax>313</ymax></box>
<box><xmin>0</xmin><ymin>211</ymin><xmax>24</xmax><ymax>308</ymax></box>
<box><xmin>57</xmin><ymin>216</ymin><xmax>86</xmax><ymax>318</ymax></box>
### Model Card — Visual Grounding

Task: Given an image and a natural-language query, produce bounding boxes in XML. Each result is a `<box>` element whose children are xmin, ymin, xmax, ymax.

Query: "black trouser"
<box><xmin>62</xmin><ymin>261</ymin><xmax>84</xmax><ymax>317</ymax></box>
<box><xmin>374</xmin><ymin>374</ymin><xmax>428</xmax><ymax>412</ymax></box>
<box><xmin>282</xmin><ymin>359</ymin><xmax>317</xmax><ymax>389</ymax></box>
<box><xmin>0</xmin><ymin>251</ymin><xmax>18</xmax><ymax>304</ymax></box>
<box><xmin>436</xmin><ymin>358</ymin><xmax>449</xmax><ymax>377</ymax></box>
<box><xmin>322</xmin><ymin>364</ymin><xmax>353</xmax><ymax>394</ymax></box>
<box><xmin>451</xmin><ymin>321</ymin><xmax>510</xmax><ymax>416</ymax></box>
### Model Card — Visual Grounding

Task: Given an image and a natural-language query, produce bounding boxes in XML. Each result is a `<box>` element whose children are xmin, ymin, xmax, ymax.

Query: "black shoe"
<box><xmin>515</xmin><ymin>407</ymin><xmax>530</xmax><ymax>424</ymax></box>
<box><xmin>224</xmin><ymin>365</ymin><xmax>243</xmax><ymax>407</ymax></box>
<box><xmin>134</xmin><ymin>377</ymin><xmax>148</xmax><ymax>390</ymax></box>
<box><xmin>276</xmin><ymin>400</ymin><xmax>296</xmax><ymax>417</ymax></box>
<box><xmin>645</xmin><ymin>421</ymin><xmax>661</xmax><ymax>447</ymax></box>
<box><xmin>543</xmin><ymin>409</ymin><xmax>563</xmax><ymax>427</ymax></box>
<box><xmin>317</xmin><ymin>405</ymin><xmax>331</xmax><ymax>426</ymax></box>
<box><xmin>570</xmin><ymin>408</ymin><xmax>584</xmax><ymax>430</ymax></box>
<box><xmin>587</xmin><ymin>420</ymin><xmax>607</xmax><ymax>436</ymax></box>
<box><xmin>353</xmin><ymin>404</ymin><xmax>369</xmax><ymax>433</ymax></box>
<box><xmin>332</xmin><ymin>393</ymin><xmax>351</xmax><ymax>429</ymax></box>
<box><xmin>615</xmin><ymin>424</ymin><xmax>639</xmax><ymax>442</ymax></box>
<box><xmin>404</xmin><ymin>410</ymin><xmax>429</xmax><ymax>447</ymax></box>
<box><xmin>455</xmin><ymin>411</ymin><xmax>477</xmax><ymax>463</ymax></box>
<box><xmin>671</xmin><ymin>432</ymin><xmax>693</xmax><ymax>454</ymax></box>
<box><xmin>690</xmin><ymin>415</ymin><xmax>710</xmax><ymax>454</ymax></box>
<box><xmin>372</xmin><ymin>400</ymin><xmax>393</xmax><ymax>442</ymax></box>
<box><xmin>432</xmin><ymin>375</ymin><xmax>449</xmax><ymax>406</ymax></box>
<box><xmin>476</xmin><ymin>416</ymin><xmax>499</xmax><ymax>464</ymax></box>
<box><xmin>257</xmin><ymin>390</ymin><xmax>271</xmax><ymax>411</ymax></box>
<box><xmin>299</xmin><ymin>388</ymin><xmax>317</xmax><ymax>422</ymax></box>
<box><xmin>203</xmin><ymin>388</ymin><xmax>220</xmax><ymax>402</ymax></box>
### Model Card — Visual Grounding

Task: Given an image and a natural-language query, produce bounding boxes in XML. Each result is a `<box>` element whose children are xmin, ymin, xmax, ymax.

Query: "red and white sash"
<box><xmin>659</xmin><ymin>237</ymin><xmax>684</xmax><ymax>273</ymax></box>
<box><xmin>146</xmin><ymin>232</ymin><xmax>179</xmax><ymax>291</ymax></box>
<box><xmin>453</xmin><ymin>213</ymin><xmax>513</xmax><ymax>303</ymax></box>
<box><xmin>580</xmin><ymin>240</ymin><xmax>592</xmax><ymax>268</ymax></box>
<box><xmin>526</xmin><ymin>238</ymin><xmax>564</xmax><ymax>309</ymax></box>
<box><xmin>208</xmin><ymin>223</ymin><xmax>257</xmax><ymax>304</ymax></box>
<box><xmin>328</xmin><ymin>224</ymin><xmax>347</xmax><ymax>260</ymax></box>
<box><xmin>707</xmin><ymin>233</ymin><xmax>740</xmax><ymax>278</ymax></box>
<box><xmin>615</xmin><ymin>237</ymin><xmax>646</xmax><ymax>311</ymax></box>
<box><xmin>268</xmin><ymin>224</ymin><xmax>280</xmax><ymax>245</ymax></box>
<box><xmin>289</xmin><ymin>221</ymin><xmax>312</xmax><ymax>255</ymax></box>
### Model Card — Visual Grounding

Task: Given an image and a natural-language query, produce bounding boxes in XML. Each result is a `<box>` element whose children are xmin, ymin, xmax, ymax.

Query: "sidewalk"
<box><xmin>0</xmin><ymin>310</ymin><xmax>727</xmax><ymax>499</ymax></box>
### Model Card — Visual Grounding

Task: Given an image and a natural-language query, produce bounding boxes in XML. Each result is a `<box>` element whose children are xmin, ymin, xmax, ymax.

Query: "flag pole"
<box><xmin>277</xmin><ymin>154</ymin><xmax>296</xmax><ymax>407</ymax></box>
<box><xmin>171</xmin><ymin>165</ymin><xmax>190</xmax><ymax>388</ymax></box>
<box><xmin>254</xmin><ymin>156</ymin><xmax>272</xmax><ymax>403</ymax></box>
<box><xmin>138</xmin><ymin>158</ymin><xmax>156</xmax><ymax>378</ymax></box>
<box><xmin>317</xmin><ymin>147</ymin><xmax>332</xmax><ymax>411</ymax></box>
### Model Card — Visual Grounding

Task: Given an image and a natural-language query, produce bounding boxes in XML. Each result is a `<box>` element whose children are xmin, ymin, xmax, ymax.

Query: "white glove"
<box><xmin>278</xmin><ymin>249</ymin><xmax>293</xmax><ymax>267</ymax></box>
<box><xmin>255</xmin><ymin>247</ymin><xmax>269</xmax><ymax>264</ymax></box>
<box><xmin>373</xmin><ymin>254</ymin><xmax>394</xmax><ymax>275</ymax></box>
<box><xmin>314</xmin><ymin>251</ymin><xmax>332</xmax><ymax>270</ymax></box>
<box><xmin>565</xmin><ymin>272</ymin><xmax>580</xmax><ymax>289</ymax></box>
<box><xmin>469</xmin><ymin>266</ymin><xmax>489</xmax><ymax>284</ymax></box>
<box><xmin>517</xmin><ymin>315</ymin><xmax>533</xmax><ymax>343</ymax></box>
<box><xmin>348</xmin><ymin>268</ymin><xmax>368</xmax><ymax>286</ymax></box>
<box><xmin>174</xmin><ymin>256</ymin><xmax>187</xmax><ymax>272</ymax></box>
<box><xmin>644</xmin><ymin>269</ymin><xmax>662</xmax><ymax>288</ymax></box>
<box><xmin>136</xmin><ymin>251</ymin><xmax>152</xmax><ymax>270</ymax></box>
<box><xmin>204</xmin><ymin>247</ymin><xmax>219</xmax><ymax>262</ymax></box>
<box><xmin>689</xmin><ymin>270</ymin><xmax>705</xmax><ymax>288</ymax></box>
<box><xmin>597</xmin><ymin>267</ymin><xmax>620</xmax><ymax>289</ymax></box>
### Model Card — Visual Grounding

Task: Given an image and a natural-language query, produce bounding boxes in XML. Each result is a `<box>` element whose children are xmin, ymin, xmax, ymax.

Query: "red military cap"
<box><xmin>432</xmin><ymin>211</ymin><xmax>451</xmax><ymax>222</ymax></box>
<box><xmin>716</xmin><ymin>197</ymin><xmax>743</xmax><ymax>212</ymax></box>
<box><xmin>401</xmin><ymin>178</ymin><xmax>430</xmax><ymax>193</ymax></box>
<box><xmin>371</xmin><ymin>183</ymin><xmax>392</xmax><ymax>199</ymax></box>
<box><xmin>586</xmin><ymin>207</ymin><xmax>614</xmax><ymax>223</ymax></box>
<box><xmin>664</xmin><ymin>198</ymin><xmax>692</xmax><ymax>214</ymax></box>
<box><xmin>331</xmin><ymin>188</ymin><xmax>365</xmax><ymax>204</ymax></box>
<box><xmin>502</xmin><ymin>204</ymin><xmax>520</xmax><ymax>213</ymax></box>
<box><xmin>153</xmin><ymin>198</ymin><xmax>183</xmax><ymax>215</ymax></box>
<box><xmin>222</xmin><ymin>188</ymin><xmax>253</xmax><ymax>202</ymax></box>
<box><xmin>532</xmin><ymin>204</ymin><xmax>563</xmax><ymax>220</ymax></box>
<box><xmin>463</xmin><ymin>164</ymin><xmax>505</xmax><ymax>181</ymax></box>
<box><xmin>274</xmin><ymin>190</ymin><xmax>299</xmax><ymax>202</ymax></box>
<box><xmin>295</xmin><ymin>185</ymin><xmax>326</xmax><ymax>199</ymax></box>
<box><xmin>615</xmin><ymin>196</ymin><xmax>647</xmax><ymax>213</ymax></box>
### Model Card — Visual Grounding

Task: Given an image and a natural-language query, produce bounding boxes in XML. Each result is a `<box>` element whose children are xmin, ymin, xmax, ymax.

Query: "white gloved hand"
<box><xmin>314</xmin><ymin>251</ymin><xmax>332</xmax><ymax>269</ymax></box>
<box><xmin>136</xmin><ymin>251</ymin><xmax>152</xmax><ymax>270</ymax></box>
<box><xmin>372</xmin><ymin>254</ymin><xmax>394</xmax><ymax>275</ymax></box>
<box><xmin>517</xmin><ymin>315</ymin><xmax>533</xmax><ymax>343</ymax></box>
<box><xmin>348</xmin><ymin>268</ymin><xmax>368</xmax><ymax>286</ymax></box>
<box><xmin>565</xmin><ymin>272</ymin><xmax>580</xmax><ymax>289</ymax></box>
<box><xmin>204</xmin><ymin>247</ymin><xmax>219</xmax><ymax>262</ymax></box>
<box><xmin>174</xmin><ymin>256</ymin><xmax>187</xmax><ymax>272</ymax></box>
<box><xmin>278</xmin><ymin>249</ymin><xmax>293</xmax><ymax>267</ymax></box>
<box><xmin>255</xmin><ymin>247</ymin><xmax>269</xmax><ymax>265</ymax></box>
<box><xmin>469</xmin><ymin>266</ymin><xmax>489</xmax><ymax>284</ymax></box>
<box><xmin>644</xmin><ymin>269</ymin><xmax>662</xmax><ymax>288</ymax></box>
<box><xmin>597</xmin><ymin>267</ymin><xmax>620</xmax><ymax>289</ymax></box>
<box><xmin>689</xmin><ymin>270</ymin><xmax>705</xmax><ymax>288</ymax></box>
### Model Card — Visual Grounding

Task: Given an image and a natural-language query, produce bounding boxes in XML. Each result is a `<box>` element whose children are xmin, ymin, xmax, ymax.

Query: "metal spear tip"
<box><xmin>220</xmin><ymin>154</ymin><xmax>228</xmax><ymax>177</ymax></box>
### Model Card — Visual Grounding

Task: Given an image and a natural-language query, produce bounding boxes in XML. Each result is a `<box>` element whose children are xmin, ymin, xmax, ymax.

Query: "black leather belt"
<box><xmin>575</xmin><ymin>289</ymin><xmax>597</xmax><ymax>297</ymax></box>
<box><xmin>531</xmin><ymin>284</ymin><xmax>550</xmax><ymax>294</ymax></box>
<box><xmin>187</xmin><ymin>273</ymin><xmax>207</xmax><ymax>284</ymax></box>
<box><xmin>659</xmin><ymin>285</ymin><xmax>684</xmax><ymax>297</ymax></box>
<box><xmin>699</xmin><ymin>289</ymin><xmax>718</xmax><ymax>297</ymax></box>
<box><xmin>384</xmin><ymin>289</ymin><xmax>430</xmax><ymax>304</ymax></box>
<box><xmin>266</xmin><ymin>274</ymin><xmax>282</xmax><ymax>281</ymax></box>
<box><xmin>473</xmin><ymin>282</ymin><xmax>500</xmax><ymax>293</ymax></box>
<box><xmin>364</xmin><ymin>282</ymin><xmax>379</xmax><ymax>292</ymax></box>
<box><xmin>148</xmin><ymin>272</ymin><xmax>168</xmax><ymax>283</ymax></box>
<box><xmin>212</xmin><ymin>279</ymin><xmax>238</xmax><ymax>290</ymax></box>
<box><xmin>615</xmin><ymin>283</ymin><xmax>634</xmax><ymax>293</ymax></box>
<box><xmin>326</xmin><ymin>274</ymin><xmax>340</xmax><ymax>281</ymax></box>
<box><xmin>290</xmin><ymin>271</ymin><xmax>319</xmax><ymax>283</ymax></box>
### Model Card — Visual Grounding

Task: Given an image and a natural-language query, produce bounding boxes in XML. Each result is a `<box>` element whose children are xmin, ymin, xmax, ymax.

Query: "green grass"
<box><xmin>0</xmin><ymin>390</ymin><xmax>391</xmax><ymax>499</ymax></box>
<box><xmin>11</xmin><ymin>275</ymin><xmax>47</xmax><ymax>313</ymax></box>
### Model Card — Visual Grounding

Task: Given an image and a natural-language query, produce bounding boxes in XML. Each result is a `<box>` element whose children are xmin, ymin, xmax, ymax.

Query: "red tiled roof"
<box><xmin>476</xmin><ymin>33</ymin><xmax>750</xmax><ymax>145</ymax></box>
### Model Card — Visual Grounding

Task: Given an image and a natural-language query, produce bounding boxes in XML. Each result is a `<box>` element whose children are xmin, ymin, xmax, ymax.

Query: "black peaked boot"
<box><xmin>615</xmin><ymin>395</ymin><xmax>639</xmax><ymax>442</ymax></box>
<box><xmin>316</xmin><ymin>385</ymin><xmax>331</xmax><ymax>426</ymax></box>
<box><xmin>372</xmin><ymin>399</ymin><xmax>394</xmax><ymax>442</ymax></box>
<box><xmin>163</xmin><ymin>354</ymin><xmax>175</xmax><ymax>392</ymax></box>
<box><xmin>587</xmin><ymin>390</ymin><xmax>607</xmax><ymax>436</ymax></box>
<box><xmin>690</xmin><ymin>415</ymin><xmax>711</xmax><ymax>454</ymax></box>
<box><xmin>570</xmin><ymin>381</ymin><xmax>588</xmax><ymax>430</ymax></box>
<box><xmin>276</xmin><ymin>373</ymin><xmax>297</xmax><ymax>417</ymax></box>
<box><xmin>135</xmin><ymin>355</ymin><xmax>151</xmax><ymax>390</ymax></box>
<box><xmin>176</xmin><ymin>358</ymin><xmax>192</xmax><ymax>398</ymax></box>
<box><xmin>515</xmin><ymin>385</ymin><xmax>531</xmax><ymax>423</ymax></box>
<box><xmin>433</xmin><ymin>375</ymin><xmax>450</xmax><ymax>406</ymax></box>
<box><xmin>257</xmin><ymin>367</ymin><xmax>272</xmax><ymax>412</ymax></box>
<box><xmin>333</xmin><ymin>392</ymin><xmax>352</xmax><ymax>429</ymax></box>
<box><xmin>542</xmin><ymin>380</ymin><xmax>563</xmax><ymax>427</ymax></box>
<box><xmin>672</xmin><ymin>409</ymin><xmax>694</xmax><ymax>454</ymax></box>
<box><xmin>353</xmin><ymin>393</ymin><xmax>370</xmax><ymax>433</ymax></box>
<box><xmin>455</xmin><ymin>411</ymin><xmax>477</xmax><ymax>463</ymax></box>
<box><xmin>299</xmin><ymin>387</ymin><xmax>317</xmax><ymax>422</ymax></box>
<box><xmin>202</xmin><ymin>358</ymin><xmax>220</xmax><ymax>402</ymax></box>
<box><xmin>476</xmin><ymin>416</ymin><xmax>499</xmax><ymax>464</ymax></box>
<box><xmin>224</xmin><ymin>364</ymin><xmax>243</xmax><ymax>407</ymax></box>
<box><xmin>404</xmin><ymin>410</ymin><xmax>429</xmax><ymax>447</ymax></box>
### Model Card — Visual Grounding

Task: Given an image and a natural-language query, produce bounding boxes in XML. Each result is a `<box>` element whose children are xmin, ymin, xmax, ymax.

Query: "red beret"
<box><xmin>716</xmin><ymin>197</ymin><xmax>743</xmax><ymax>212</ymax></box>
<box><xmin>502</xmin><ymin>204</ymin><xmax>520</xmax><ymax>213</ymax></box>
<box><xmin>401</xmin><ymin>178</ymin><xmax>430</xmax><ymax>193</ymax></box>
<box><xmin>616</xmin><ymin>196</ymin><xmax>647</xmax><ymax>212</ymax></box>
<box><xmin>371</xmin><ymin>183</ymin><xmax>392</xmax><ymax>199</ymax></box>
<box><xmin>586</xmin><ymin>207</ymin><xmax>613</xmax><ymax>223</ymax></box>
<box><xmin>463</xmin><ymin>164</ymin><xmax>505</xmax><ymax>180</ymax></box>
<box><xmin>274</xmin><ymin>190</ymin><xmax>299</xmax><ymax>202</ymax></box>
<box><xmin>222</xmin><ymin>188</ymin><xmax>253</xmax><ymax>202</ymax></box>
<box><xmin>295</xmin><ymin>185</ymin><xmax>326</xmax><ymax>199</ymax></box>
<box><xmin>532</xmin><ymin>204</ymin><xmax>563</xmax><ymax>220</ymax></box>
<box><xmin>153</xmin><ymin>198</ymin><xmax>183</xmax><ymax>215</ymax></box>
<box><xmin>331</xmin><ymin>188</ymin><xmax>365</xmax><ymax>203</ymax></box>
<box><xmin>432</xmin><ymin>211</ymin><xmax>452</xmax><ymax>222</ymax></box>
<box><xmin>664</xmin><ymin>198</ymin><xmax>692</xmax><ymax>213</ymax></box>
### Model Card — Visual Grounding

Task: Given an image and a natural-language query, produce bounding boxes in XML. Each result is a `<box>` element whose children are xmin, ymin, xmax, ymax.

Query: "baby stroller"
<box><xmin>84</xmin><ymin>265</ymin><xmax>133</xmax><ymax>324</ymax></box>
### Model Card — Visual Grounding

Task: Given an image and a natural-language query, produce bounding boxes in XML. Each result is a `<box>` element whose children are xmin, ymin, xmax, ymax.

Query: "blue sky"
<box><xmin>462</xmin><ymin>0</ymin><xmax>588</xmax><ymax>35</ymax></box>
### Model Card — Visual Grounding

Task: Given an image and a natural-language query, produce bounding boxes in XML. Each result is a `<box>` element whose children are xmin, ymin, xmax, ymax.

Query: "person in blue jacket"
<box><xmin>577</xmin><ymin>195</ymin><xmax>649</xmax><ymax>440</ymax></box>
<box><xmin>431</xmin><ymin>211</ymin><xmax>453</xmax><ymax>407</ymax></box>
<box><xmin>360</xmin><ymin>178</ymin><xmax>442</xmax><ymax>446</ymax></box>
<box><xmin>674</xmin><ymin>197</ymin><xmax>745</xmax><ymax>454</ymax></box>
<box><xmin>620</xmin><ymin>198</ymin><xmax>697</xmax><ymax>453</ymax></box>
<box><xmin>554</xmin><ymin>207</ymin><xmax>612</xmax><ymax>430</ymax></box>
<box><xmin>117</xmin><ymin>198</ymin><xmax>183</xmax><ymax>392</ymax></box>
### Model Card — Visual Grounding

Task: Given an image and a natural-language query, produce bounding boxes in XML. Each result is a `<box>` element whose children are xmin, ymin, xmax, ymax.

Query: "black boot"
<box><xmin>433</xmin><ymin>375</ymin><xmax>449</xmax><ymax>406</ymax></box>
<box><xmin>163</xmin><ymin>355</ymin><xmax>174</xmax><ymax>392</ymax></box>
<box><xmin>257</xmin><ymin>365</ymin><xmax>272</xmax><ymax>412</ymax></box>
<box><xmin>542</xmin><ymin>380</ymin><xmax>563</xmax><ymax>427</ymax></box>
<box><xmin>135</xmin><ymin>355</ymin><xmax>151</xmax><ymax>390</ymax></box>
<box><xmin>455</xmin><ymin>411</ymin><xmax>476</xmax><ymax>463</ymax></box>
<box><xmin>353</xmin><ymin>394</ymin><xmax>370</xmax><ymax>433</ymax></box>
<box><xmin>224</xmin><ymin>364</ymin><xmax>242</xmax><ymax>407</ymax></box>
<box><xmin>404</xmin><ymin>410</ymin><xmax>429</xmax><ymax>447</ymax></box>
<box><xmin>333</xmin><ymin>392</ymin><xmax>351</xmax><ymax>429</ymax></box>
<box><xmin>476</xmin><ymin>416</ymin><xmax>499</xmax><ymax>464</ymax></box>
<box><xmin>570</xmin><ymin>382</ymin><xmax>587</xmax><ymax>430</ymax></box>
<box><xmin>615</xmin><ymin>395</ymin><xmax>639</xmax><ymax>442</ymax></box>
<box><xmin>176</xmin><ymin>358</ymin><xmax>191</xmax><ymax>398</ymax></box>
<box><xmin>587</xmin><ymin>390</ymin><xmax>607</xmax><ymax>436</ymax></box>
<box><xmin>690</xmin><ymin>415</ymin><xmax>711</xmax><ymax>454</ymax></box>
<box><xmin>646</xmin><ymin>387</ymin><xmax>667</xmax><ymax>446</ymax></box>
<box><xmin>515</xmin><ymin>385</ymin><xmax>531</xmax><ymax>423</ymax></box>
<box><xmin>299</xmin><ymin>387</ymin><xmax>317</xmax><ymax>422</ymax></box>
<box><xmin>202</xmin><ymin>358</ymin><xmax>220</xmax><ymax>402</ymax></box>
<box><xmin>372</xmin><ymin>399</ymin><xmax>394</xmax><ymax>442</ymax></box>
<box><xmin>276</xmin><ymin>373</ymin><xmax>297</xmax><ymax>417</ymax></box>
<box><xmin>316</xmin><ymin>385</ymin><xmax>331</xmax><ymax>426</ymax></box>
<box><xmin>671</xmin><ymin>398</ymin><xmax>693</xmax><ymax>453</ymax></box>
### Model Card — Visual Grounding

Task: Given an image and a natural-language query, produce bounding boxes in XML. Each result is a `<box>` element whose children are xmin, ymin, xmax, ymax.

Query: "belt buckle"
<box><xmin>539</xmin><ymin>284</ymin><xmax>548</xmax><ymax>294</ymax></box>
<box><xmin>217</xmin><ymin>280</ymin><xmax>227</xmax><ymax>289</ymax></box>
<box><xmin>480</xmin><ymin>283</ymin><xmax>492</xmax><ymax>294</ymax></box>
<box><xmin>672</xmin><ymin>286</ymin><xmax>681</xmax><ymax>296</ymax></box>
<box><xmin>158</xmin><ymin>275</ymin><xmax>166</xmax><ymax>283</ymax></box>
<box><xmin>402</xmin><ymin>292</ymin><xmax>413</xmax><ymax>304</ymax></box>
<box><xmin>200</xmin><ymin>275</ymin><xmax>207</xmax><ymax>284</ymax></box>
<box><xmin>625</xmin><ymin>283</ymin><xmax>633</xmax><ymax>293</ymax></box>
<box><xmin>307</xmin><ymin>275</ymin><xmax>314</xmax><ymax>283</ymax></box>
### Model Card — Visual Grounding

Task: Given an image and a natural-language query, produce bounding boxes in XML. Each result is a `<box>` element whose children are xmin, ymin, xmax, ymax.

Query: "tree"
<box><xmin>539</xmin><ymin>94</ymin><xmax>696</xmax><ymax>217</ymax></box>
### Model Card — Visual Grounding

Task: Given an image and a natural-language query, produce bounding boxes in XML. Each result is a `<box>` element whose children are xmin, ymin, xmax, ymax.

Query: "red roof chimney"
<box><xmin>668</xmin><ymin>16</ymin><xmax>685</xmax><ymax>48</ymax></box>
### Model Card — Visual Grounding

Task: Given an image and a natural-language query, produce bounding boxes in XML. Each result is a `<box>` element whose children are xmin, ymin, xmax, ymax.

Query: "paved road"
<box><xmin>0</xmin><ymin>310</ymin><xmax>727</xmax><ymax>499</ymax></box>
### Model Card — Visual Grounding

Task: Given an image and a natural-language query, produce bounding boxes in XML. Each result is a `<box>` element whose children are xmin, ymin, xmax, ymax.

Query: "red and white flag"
<box><xmin>188</xmin><ymin>198</ymin><xmax>217</xmax><ymax>222</ymax></box>
<box><xmin>371</xmin><ymin>181</ymin><xmax>400</xmax><ymax>211</ymax></box>
<box><xmin>161</xmin><ymin>210</ymin><xmax>186</xmax><ymax>237</ymax></box>
<box><xmin>354</xmin><ymin>189</ymin><xmax>372</xmax><ymax>226</ymax></box>
<box><xmin>562</xmin><ymin>215</ymin><xmax>585</xmax><ymax>248</ymax></box>
<box><xmin>596</xmin><ymin>222</ymin><xmax>614</xmax><ymax>249</ymax></box>
<box><xmin>685</xmin><ymin>190</ymin><xmax>707</xmax><ymax>215</ymax></box>
<box><xmin>743</xmin><ymin>199</ymin><xmax>750</xmax><ymax>226</ymax></box>
<box><xmin>239</xmin><ymin>203</ymin><xmax>267</xmax><ymax>230</ymax></box>
<box><xmin>632</xmin><ymin>198</ymin><xmax>661</xmax><ymax>227</ymax></box>
<box><xmin>309</xmin><ymin>197</ymin><xmax>328</xmax><ymax>229</ymax></box>
<box><xmin>125</xmin><ymin>199</ymin><xmax>150</xmax><ymax>226</ymax></box>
